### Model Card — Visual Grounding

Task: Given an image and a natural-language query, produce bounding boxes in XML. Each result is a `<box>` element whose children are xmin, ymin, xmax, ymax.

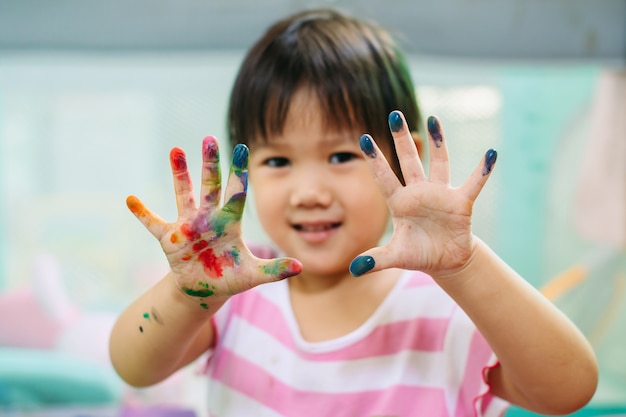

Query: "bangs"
<box><xmin>227</xmin><ymin>8</ymin><xmax>421</xmax><ymax>173</ymax></box>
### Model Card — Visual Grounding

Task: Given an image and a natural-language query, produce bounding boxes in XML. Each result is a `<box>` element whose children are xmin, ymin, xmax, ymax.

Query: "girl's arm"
<box><xmin>433</xmin><ymin>238</ymin><xmax>597</xmax><ymax>414</ymax></box>
<box><xmin>109</xmin><ymin>271</ymin><xmax>221</xmax><ymax>387</ymax></box>
<box><xmin>351</xmin><ymin>111</ymin><xmax>598</xmax><ymax>414</ymax></box>
<box><xmin>109</xmin><ymin>136</ymin><xmax>301</xmax><ymax>387</ymax></box>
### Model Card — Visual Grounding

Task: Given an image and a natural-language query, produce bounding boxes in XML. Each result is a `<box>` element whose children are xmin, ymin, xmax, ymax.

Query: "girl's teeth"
<box><xmin>301</xmin><ymin>224</ymin><xmax>331</xmax><ymax>232</ymax></box>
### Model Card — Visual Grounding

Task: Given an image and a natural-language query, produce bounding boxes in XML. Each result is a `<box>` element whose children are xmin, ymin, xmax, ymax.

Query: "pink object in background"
<box><xmin>0</xmin><ymin>288</ymin><xmax>64</xmax><ymax>349</ymax></box>
<box><xmin>574</xmin><ymin>69</ymin><xmax>626</xmax><ymax>246</ymax></box>
<box><xmin>0</xmin><ymin>253</ymin><xmax>79</xmax><ymax>349</ymax></box>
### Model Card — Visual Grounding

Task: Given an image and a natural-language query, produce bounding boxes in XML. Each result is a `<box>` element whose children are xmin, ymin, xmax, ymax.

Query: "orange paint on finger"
<box><xmin>126</xmin><ymin>196</ymin><xmax>148</xmax><ymax>217</ymax></box>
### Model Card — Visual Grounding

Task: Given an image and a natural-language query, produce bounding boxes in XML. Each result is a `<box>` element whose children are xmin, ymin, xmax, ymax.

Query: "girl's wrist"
<box><xmin>166</xmin><ymin>271</ymin><xmax>230</xmax><ymax>315</ymax></box>
<box><xmin>429</xmin><ymin>236</ymin><xmax>482</xmax><ymax>282</ymax></box>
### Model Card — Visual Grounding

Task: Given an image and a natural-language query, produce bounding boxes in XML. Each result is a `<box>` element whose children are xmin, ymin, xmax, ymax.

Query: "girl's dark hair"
<box><xmin>227</xmin><ymin>8</ymin><xmax>422</xmax><ymax>175</ymax></box>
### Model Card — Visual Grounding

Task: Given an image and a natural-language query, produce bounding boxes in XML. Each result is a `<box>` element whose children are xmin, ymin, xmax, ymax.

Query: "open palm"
<box><xmin>350</xmin><ymin>111</ymin><xmax>497</xmax><ymax>278</ymax></box>
<box><xmin>127</xmin><ymin>136</ymin><xmax>301</xmax><ymax>309</ymax></box>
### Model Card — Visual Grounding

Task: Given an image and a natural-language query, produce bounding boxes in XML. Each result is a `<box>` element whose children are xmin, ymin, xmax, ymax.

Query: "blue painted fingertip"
<box><xmin>483</xmin><ymin>148</ymin><xmax>497</xmax><ymax>176</ymax></box>
<box><xmin>427</xmin><ymin>116</ymin><xmax>443</xmax><ymax>148</ymax></box>
<box><xmin>360</xmin><ymin>134</ymin><xmax>377</xmax><ymax>158</ymax></box>
<box><xmin>232</xmin><ymin>143</ymin><xmax>249</xmax><ymax>169</ymax></box>
<box><xmin>388</xmin><ymin>111</ymin><xmax>403</xmax><ymax>133</ymax></box>
<box><xmin>349</xmin><ymin>256</ymin><xmax>375</xmax><ymax>277</ymax></box>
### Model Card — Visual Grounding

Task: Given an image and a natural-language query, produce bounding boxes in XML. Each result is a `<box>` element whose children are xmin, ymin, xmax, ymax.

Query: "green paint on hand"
<box><xmin>212</xmin><ymin>193</ymin><xmax>246</xmax><ymax>236</ymax></box>
<box><xmin>183</xmin><ymin>287</ymin><xmax>215</xmax><ymax>297</ymax></box>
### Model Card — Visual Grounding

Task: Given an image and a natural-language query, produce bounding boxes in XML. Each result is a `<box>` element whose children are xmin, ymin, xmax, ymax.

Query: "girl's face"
<box><xmin>248</xmin><ymin>89</ymin><xmax>391</xmax><ymax>280</ymax></box>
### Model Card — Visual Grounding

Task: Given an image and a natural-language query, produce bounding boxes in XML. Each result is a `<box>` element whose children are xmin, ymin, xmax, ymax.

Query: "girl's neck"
<box><xmin>288</xmin><ymin>268</ymin><xmax>403</xmax><ymax>342</ymax></box>
<box><xmin>288</xmin><ymin>269</ymin><xmax>355</xmax><ymax>294</ymax></box>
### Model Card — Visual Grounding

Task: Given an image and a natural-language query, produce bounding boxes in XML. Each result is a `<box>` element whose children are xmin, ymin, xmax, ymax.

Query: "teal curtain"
<box><xmin>497</xmin><ymin>67</ymin><xmax>626</xmax><ymax>413</ymax></box>
<box><xmin>495</xmin><ymin>66</ymin><xmax>598</xmax><ymax>287</ymax></box>
<box><xmin>0</xmin><ymin>93</ymin><xmax>4</xmax><ymax>290</ymax></box>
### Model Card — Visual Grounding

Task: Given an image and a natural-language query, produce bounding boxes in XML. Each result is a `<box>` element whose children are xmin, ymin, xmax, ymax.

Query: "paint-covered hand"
<box><xmin>350</xmin><ymin>111</ymin><xmax>497</xmax><ymax>278</ymax></box>
<box><xmin>126</xmin><ymin>136</ymin><xmax>302</xmax><ymax>308</ymax></box>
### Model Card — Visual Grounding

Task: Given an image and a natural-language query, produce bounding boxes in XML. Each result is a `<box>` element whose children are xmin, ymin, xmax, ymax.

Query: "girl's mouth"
<box><xmin>294</xmin><ymin>223</ymin><xmax>341</xmax><ymax>232</ymax></box>
<box><xmin>293</xmin><ymin>222</ymin><xmax>341</xmax><ymax>243</ymax></box>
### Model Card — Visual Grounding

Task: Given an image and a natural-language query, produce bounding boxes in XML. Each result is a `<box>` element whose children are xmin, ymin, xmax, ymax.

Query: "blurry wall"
<box><xmin>0</xmin><ymin>1</ymin><xmax>624</xmax><ymax>411</ymax></box>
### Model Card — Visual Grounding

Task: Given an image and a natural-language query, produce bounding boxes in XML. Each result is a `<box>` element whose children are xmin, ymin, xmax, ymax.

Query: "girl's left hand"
<box><xmin>349</xmin><ymin>110</ymin><xmax>497</xmax><ymax>278</ymax></box>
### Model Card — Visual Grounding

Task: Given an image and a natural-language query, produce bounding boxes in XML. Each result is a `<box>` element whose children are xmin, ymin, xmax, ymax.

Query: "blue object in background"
<box><xmin>506</xmin><ymin>405</ymin><xmax>626</xmax><ymax>416</ymax></box>
<box><xmin>0</xmin><ymin>347</ymin><xmax>122</xmax><ymax>408</ymax></box>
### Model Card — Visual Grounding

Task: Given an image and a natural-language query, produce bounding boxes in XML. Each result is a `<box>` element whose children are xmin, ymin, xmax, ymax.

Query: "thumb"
<box><xmin>258</xmin><ymin>257</ymin><xmax>303</xmax><ymax>281</ymax></box>
<box><xmin>349</xmin><ymin>247</ymin><xmax>393</xmax><ymax>277</ymax></box>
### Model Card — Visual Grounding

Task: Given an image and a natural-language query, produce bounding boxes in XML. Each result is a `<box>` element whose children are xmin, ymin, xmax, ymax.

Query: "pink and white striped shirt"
<box><xmin>205</xmin><ymin>270</ymin><xmax>509</xmax><ymax>417</ymax></box>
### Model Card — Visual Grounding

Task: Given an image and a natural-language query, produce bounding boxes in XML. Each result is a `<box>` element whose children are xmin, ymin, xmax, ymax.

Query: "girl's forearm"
<box><xmin>432</xmin><ymin>238</ymin><xmax>598</xmax><ymax>414</ymax></box>
<box><xmin>109</xmin><ymin>271</ymin><xmax>225</xmax><ymax>387</ymax></box>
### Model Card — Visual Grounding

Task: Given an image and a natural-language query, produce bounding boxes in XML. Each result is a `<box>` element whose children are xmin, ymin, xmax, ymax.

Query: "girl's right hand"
<box><xmin>126</xmin><ymin>136</ymin><xmax>302</xmax><ymax>310</ymax></box>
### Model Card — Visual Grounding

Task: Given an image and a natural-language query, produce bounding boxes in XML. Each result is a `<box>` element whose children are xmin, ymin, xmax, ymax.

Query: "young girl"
<box><xmin>110</xmin><ymin>8</ymin><xmax>598</xmax><ymax>417</ymax></box>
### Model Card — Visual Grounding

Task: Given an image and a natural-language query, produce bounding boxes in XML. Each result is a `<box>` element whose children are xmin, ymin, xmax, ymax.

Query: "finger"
<box><xmin>214</xmin><ymin>193</ymin><xmax>246</xmax><ymax>237</ymax></box>
<box><xmin>170</xmin><ymin>147</ymin><xmax>196</xmax><ymax>218</ymax></box>
<box><xmin>126</xmin><ymin>195</ymin><xmax>168</xmax><ymax>240</ymax></box>
<box><xmin>359</xmin><ymin>134</ymin><xmax>402</xmax><ymax>198</ymax></box>
<box><xmin>223</xmin><ymin>144</ymin><xmax>248</xmax><ymax>202</ymax></box>
<box><xmin>213</xmin><ymin>144</ymin><xmax>249</xmax><ymax>236</ymax></box>
<box><xmin>258</xmin><ymin>257</ymin><xmax>303</xmax><ymax>282</ymax></box>
<box><xmin>199</xmin><ymin>136</ymin><xmax>222</xmax><ymax>211</ymax></box>
<box><xmin>349</xmin><ymin>246</ymin><xmax>394</xmax><ymax>277</ymax></box>
<box><xmin>460</xmin><ymin>148</ymin><xmax>498</xmax><ymax>202</ymax></box>
<box><xmin>426</xmin><ymin>116</ymin><xmax>451</xmax><ymax>184</ymax></box>
<box><xmin>388</xmin><ymin>110</ymin><xmax>425</xmax><ymax>184</ymax></box>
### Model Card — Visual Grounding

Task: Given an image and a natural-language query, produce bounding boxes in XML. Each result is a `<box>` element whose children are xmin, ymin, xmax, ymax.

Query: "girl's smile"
<box><xmin>291</xmin><ymin>220</ymin><xmax>342</xmax><ymax>244</ymax></box>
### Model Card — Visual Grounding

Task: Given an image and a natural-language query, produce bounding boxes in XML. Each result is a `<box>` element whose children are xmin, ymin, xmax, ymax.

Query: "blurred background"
<box><xmin>0</xmin><ymin>0</ymin><xmax>624</xmax><ymax>416</ymax></box>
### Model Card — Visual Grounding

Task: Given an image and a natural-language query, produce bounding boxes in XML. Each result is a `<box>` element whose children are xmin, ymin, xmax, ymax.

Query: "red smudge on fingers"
<box><xmin>170</xmin><ymin>148</ymin><xmax>187</xmax><ymax>171</ymax></box>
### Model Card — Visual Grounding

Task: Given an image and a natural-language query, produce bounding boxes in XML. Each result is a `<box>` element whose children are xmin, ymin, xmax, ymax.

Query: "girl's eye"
<box><xmin>263</xmin><ymin>157</ymin><xmax>290</xmax><ymax>168</ymax></box>
<box><xmin>329</xmin><ymin>152</ymin><xmax>358</xmax><ymax>164</ymax></box>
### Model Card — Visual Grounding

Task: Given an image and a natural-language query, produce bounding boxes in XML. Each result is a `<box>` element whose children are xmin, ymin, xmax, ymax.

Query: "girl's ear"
<box><xmin>411</xmin><ymin>132</ymin><xmax>424</xmax><ymax>159</ymax></box>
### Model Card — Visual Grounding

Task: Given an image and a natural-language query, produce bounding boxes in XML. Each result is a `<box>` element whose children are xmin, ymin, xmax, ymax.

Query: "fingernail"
<box><xmin>232</xmin><ymin>144</ymin><xmax>249</xmax><ymax>169</ymax></box>
<box><xmin>359</xmin><ymin>134</ymin><xmax>377</xmax><ymax>158</ymax></box>
<box><xmin>483</xmin><ymin>149</ymin><xmax>497</xmax><ymax>175</ymax></box>
<box><xmin>126</xmin><ymin>196</ymin><xmax>147</xmax><ymax>217</ymax></box>
<box><xmin>203</xmin><ymin>136</ymin><xmax>219</xmax><ymax>160</ymax></box>
<box><xmin>388</xmin><ymin>111</ymin><xmax>403</xmax><ymax>132</ymax></box>
<box><xmin>427</xmin><ymin>116</ymin><xmax>443</xmax><ymax>148</ymax></box>
<box><xmin>170</xmin><ymin>148</ymin><xmax>187</xmax><ymax>170</ymax></box>
<box><xmin>349</xmin><ymin>256</ymin><xmax>375</xmax><ymax>277</ymax></box>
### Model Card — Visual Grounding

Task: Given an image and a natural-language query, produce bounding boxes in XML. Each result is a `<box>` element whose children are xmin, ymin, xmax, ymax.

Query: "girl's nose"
<box><xmin>289</xmin><ymin>170</ymin><xmax>332</xmax><ymax>208</ymax></box>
